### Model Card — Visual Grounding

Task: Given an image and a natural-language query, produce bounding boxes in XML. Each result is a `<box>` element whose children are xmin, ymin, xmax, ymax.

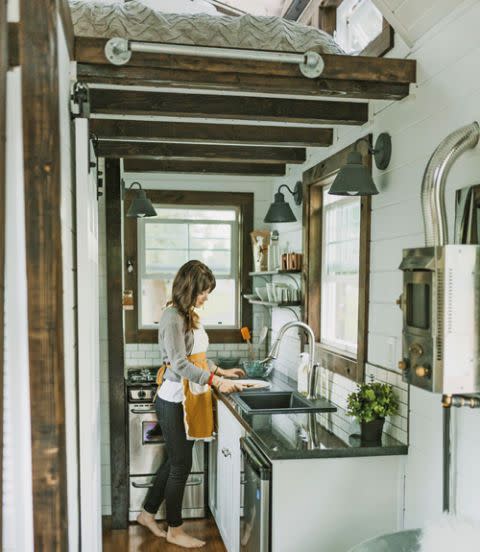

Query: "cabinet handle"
<box><xmin>221</xmin><ymin>447</ymin><xmax>232</xmax><ymax>457</ymax></box>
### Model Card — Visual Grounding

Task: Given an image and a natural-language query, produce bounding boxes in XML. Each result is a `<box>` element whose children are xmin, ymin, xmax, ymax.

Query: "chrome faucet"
<box><xmin>262</xmin><ymin>321</ymin><xmax>319</xmax><ymax>400</ymax></box>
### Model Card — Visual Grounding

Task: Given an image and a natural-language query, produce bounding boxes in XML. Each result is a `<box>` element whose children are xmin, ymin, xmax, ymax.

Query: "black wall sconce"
<box><xmin>329</xmin><ymin>133</ymin><xmax>392</xmax><ymax>196</ymax></box>
<box><xmin>264</xmin><ymin>182</ymin><xmax>303</xmax><ymax>223</ymax></box>
<box><xmin>125</xmin><ymin>181</ymin><xmax>157</xmax><ymax>218</ymax></box>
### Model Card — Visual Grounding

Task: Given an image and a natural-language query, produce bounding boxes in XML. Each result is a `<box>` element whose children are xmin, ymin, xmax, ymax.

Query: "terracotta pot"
<box><xmin>360</xmin><ymin>418</ymin><xmax>385</xmax><ymax>443</ymax></box>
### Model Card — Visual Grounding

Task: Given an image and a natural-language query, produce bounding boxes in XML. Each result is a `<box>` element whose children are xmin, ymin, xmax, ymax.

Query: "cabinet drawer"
<box><xmin>129</xmin><ymin>474</ymin><xmax>205</xmax><ymax>520</ymax></box>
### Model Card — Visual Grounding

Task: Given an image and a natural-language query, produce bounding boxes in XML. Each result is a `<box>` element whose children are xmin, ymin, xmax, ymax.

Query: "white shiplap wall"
<box><xmin>58</xmin><ymin>18</ymin><xmax>80</xmax><ymax>552</ymax></box>
<box><xmin>99</xmin><ymin>172</ymin><xmax>275</xmax><ymax>514</ymax></box>
<box><xmin>272</xmin><ymin>0</ymin><xmax>480</xmax><ymax>528</ymax></box>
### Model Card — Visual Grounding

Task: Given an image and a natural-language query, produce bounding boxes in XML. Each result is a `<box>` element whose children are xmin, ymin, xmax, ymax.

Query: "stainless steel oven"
<box><xmin>240</xmin><ymin>437</ymin><xmax>271</xmax><ymax>552</ymax></box>
<box><xmin>127</xmin><ymin>370</ymin><xmax>205</xmax><ymax>521</ymax></box>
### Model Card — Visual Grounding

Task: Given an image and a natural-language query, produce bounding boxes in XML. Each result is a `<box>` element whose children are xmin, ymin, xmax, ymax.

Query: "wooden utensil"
<box><xmin>240</xmin><ymin>326</ymin><xmax>255</xmax><ymax>360</ymax></box>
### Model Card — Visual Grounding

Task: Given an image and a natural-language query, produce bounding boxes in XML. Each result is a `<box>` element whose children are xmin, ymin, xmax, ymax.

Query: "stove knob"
<box><xmin>138</xmin><ymin>390</ymin><xmax>146</xmax><ymax>399</ymax></box>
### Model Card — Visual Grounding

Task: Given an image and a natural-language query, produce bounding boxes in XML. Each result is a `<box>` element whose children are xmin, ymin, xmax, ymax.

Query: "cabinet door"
<box><xmin>216</xmin><ymin>416</ymin><xmax>231</xmax><ymax>547</ymax></box>
<box><xmin>216</xmin><ymin>402</ymin><xmax>244</xmax><ymax>552</ymax></box>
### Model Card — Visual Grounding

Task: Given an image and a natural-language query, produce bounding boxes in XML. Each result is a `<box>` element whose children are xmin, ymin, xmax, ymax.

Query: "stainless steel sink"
<box><xmin>233</xmin><ymin>390</ymin><xmax>337</xmax><ymax>414</ymax></box>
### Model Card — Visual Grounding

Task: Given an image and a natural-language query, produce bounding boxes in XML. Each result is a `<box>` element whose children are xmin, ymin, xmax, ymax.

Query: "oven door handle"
<box><xmin>130</xmin><ymin>408</ymin><xmax>156</xmax><ymax>414</ymax></box>
<box><xmin>132</xmin><ymin>482</ymin><xmax>154</xmax><ymax>489</ymax></box>
<box><xmin>132</xmin><ymin>477</ymin><xmax>203</xmax><ymax>490</ymax></box>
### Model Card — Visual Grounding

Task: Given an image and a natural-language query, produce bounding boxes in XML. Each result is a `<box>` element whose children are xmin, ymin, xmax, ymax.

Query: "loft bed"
<box><xmin>68</xmin><ymin>0</ymin><xmax>416</xmax><ymax>176</ymax></box>
<box><xmin>71</xmin><ymin>0</ymin><xmax>415</xmax><ymax>100</ymax></box>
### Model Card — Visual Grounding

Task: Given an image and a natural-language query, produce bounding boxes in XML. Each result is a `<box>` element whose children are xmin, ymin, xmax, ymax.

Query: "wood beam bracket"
<box><xmin>71</xmin><ymin>81</ymin><xmax>90</xmax><ymax>118</ymax></box>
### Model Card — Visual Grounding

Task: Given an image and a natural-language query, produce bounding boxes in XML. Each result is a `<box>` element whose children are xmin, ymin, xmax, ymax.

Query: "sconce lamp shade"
<box><xmin>264</xmin><ymin>182</ymin><xmax>303</xmax><ymax>223</ymax></box>
<box><xmin>126</xmin><ymin>185</ymin><xmax>157</xmax><ymax>218</ymax></box>
<box><xmin>328</xmin><ymin>151</ymin><xmax>379</xmax><ymax>196</ymax></box>
<box><xmin>329</xmin><ymin>133</ymin><xmax>392</xmax><ymax>196</ymax></box>
<box><xmin>264</xmin><ymin>191</ymin><xmax>297</xmax><ymax>222</ymax></box>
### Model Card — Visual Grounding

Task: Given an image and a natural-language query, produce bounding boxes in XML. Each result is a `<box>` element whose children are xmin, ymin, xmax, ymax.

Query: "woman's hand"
<box><xmin>212</xmin><ymin>375</ymin><xmax>243</xmax><ymax>394</ymax></box>
<box><xmin>216</xmin><ymin>366</ymin><xmax>246</xmax><ymax>379</ymax></box>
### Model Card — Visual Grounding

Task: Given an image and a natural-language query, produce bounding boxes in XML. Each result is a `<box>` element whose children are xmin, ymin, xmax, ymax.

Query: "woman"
<box><xmin>137</xmin><ymin>260</ymin><xmax>245</xmax><ymax>548</ymax></box>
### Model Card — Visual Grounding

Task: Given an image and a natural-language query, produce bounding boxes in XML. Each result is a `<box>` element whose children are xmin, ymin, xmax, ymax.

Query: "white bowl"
<box><xmin>255</xmin><ymin>287</ymin><xmax>269</xmax><ymax>302</ymax></box>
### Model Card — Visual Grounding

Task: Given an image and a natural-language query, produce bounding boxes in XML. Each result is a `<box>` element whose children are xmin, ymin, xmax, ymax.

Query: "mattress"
<box><xmin>70</xmin><ymin>0</ymin><xmax>344</xmax><ymax>54</ymax></box>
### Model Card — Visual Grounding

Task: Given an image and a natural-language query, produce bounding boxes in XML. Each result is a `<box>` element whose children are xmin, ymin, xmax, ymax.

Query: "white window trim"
<box><xmin>137</xmin><ymin>206</ymin><xmax>240</xmax><ymax>330</ymax></box>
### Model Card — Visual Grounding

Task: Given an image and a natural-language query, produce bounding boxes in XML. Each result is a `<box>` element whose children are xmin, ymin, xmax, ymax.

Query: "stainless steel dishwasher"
<box><xmin>240</xmin><ymin>437</ymin><xmax>271</xmax><ymax>552</ymax></box>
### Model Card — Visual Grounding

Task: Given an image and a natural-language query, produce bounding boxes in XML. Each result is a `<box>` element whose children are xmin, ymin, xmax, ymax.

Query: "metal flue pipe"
<box><xmin>421</xmin><ymin>122</ymin><xmax>479</xmax><ymax>246</ymax></box>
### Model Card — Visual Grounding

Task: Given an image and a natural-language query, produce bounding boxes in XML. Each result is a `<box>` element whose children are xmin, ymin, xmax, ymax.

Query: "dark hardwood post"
<box><xmin>0</xmin><ymin>0</ymin><xmax>8</xmax><ymax>542</ymax></box>
<box><xmin>19</xmin><ymin>0</ymin><xmax>69</xmax><ymax>548</ymax></box>
<box><xmin>105</xmin><ymin>158</ymin><xmax>128</xmax><ymax>528</ymax></box>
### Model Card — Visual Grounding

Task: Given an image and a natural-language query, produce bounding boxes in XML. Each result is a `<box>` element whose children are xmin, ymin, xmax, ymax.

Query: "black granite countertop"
<box><xmin>217</xmin><ymin>371</ymin><xmax>408</xmax><ymax>461</ymax></box>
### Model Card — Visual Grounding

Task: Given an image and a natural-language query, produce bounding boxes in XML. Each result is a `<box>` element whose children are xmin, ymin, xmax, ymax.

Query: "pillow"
<box><xmin>420</xmin><ymin>514</ymin><xmax>480</xmax><ymax>552</ymax></box>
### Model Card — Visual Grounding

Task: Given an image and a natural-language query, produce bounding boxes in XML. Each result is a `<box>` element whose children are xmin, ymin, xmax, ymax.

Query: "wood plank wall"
<box><xmin>0</xmin><ymin>0</ymin><xmax>7</xmax><ymax>542</ymax></box>
<box><xmin>19</xmin><ymin>0</ymin><xmax>69</xmax><ymax>548</ymax></box>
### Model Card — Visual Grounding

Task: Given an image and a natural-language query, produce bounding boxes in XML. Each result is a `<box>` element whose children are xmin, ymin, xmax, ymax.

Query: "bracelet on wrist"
<box><xmin>208</xmin><ymin>372</ymin><xmax>214</xmax><ymax>386</ymax></box>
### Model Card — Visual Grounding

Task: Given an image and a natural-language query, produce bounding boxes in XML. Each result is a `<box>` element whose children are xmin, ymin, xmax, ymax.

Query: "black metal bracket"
<box><xmin>71</xmin><ymin>82</ymin><xmax>90</xmax><ymax>119</ymax></box>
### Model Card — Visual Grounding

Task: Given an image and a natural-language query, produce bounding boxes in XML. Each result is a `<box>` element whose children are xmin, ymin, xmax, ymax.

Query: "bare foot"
<box><xmin>136</xmin><ymin>510</ymin><xmax>166</xmax><ymax>538</ymax></box>
<box><xmin>167</xmin><ymin>525</ymin><xmax>206</xmax><ymax>548</ymax></box>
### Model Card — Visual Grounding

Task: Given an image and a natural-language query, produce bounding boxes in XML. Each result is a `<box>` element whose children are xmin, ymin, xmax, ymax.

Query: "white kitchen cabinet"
<box><xmin>213</xmin><ymin>401</ymin><xmax>245</xmax><ymax>552</ymax></box>
<box><xmin>271</xmin><ymin>455</ymin><xmax>405</xmax><ymax>552</ymax></box>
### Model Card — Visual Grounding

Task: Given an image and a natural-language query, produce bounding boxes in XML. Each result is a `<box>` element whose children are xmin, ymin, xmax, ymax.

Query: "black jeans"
<box><xmin>143</xmin><ymin>396</ymin><xmax>194</xmax><ymax>527</ymax></box>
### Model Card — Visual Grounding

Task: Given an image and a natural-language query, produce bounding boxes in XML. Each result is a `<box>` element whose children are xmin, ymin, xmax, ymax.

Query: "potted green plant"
<box><xmin>346</xmin><ymin>382</ymin><xmax>399</xmax><ymax>443</ymax></box>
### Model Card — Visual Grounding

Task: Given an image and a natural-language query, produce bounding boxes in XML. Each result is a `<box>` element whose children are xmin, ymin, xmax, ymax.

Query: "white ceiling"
<box><xmin>372</xmin><ymin>0</ymin><xmax>464</xmax><ymax>46</ymax></box>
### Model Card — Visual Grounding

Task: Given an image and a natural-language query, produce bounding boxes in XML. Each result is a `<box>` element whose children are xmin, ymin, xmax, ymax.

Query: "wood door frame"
<box><xmin>105</xmin><ymin>158</ymin><xmax>129</xmax><ymax>528</ymax></box>
<box><xmin>302</xmin><ymin>138</ymin><xmax>372</xmax><ymax>383</ymax></box>
<box><xmin>124</xmin><ymin>188</ymin><xmax>254</xmax><ymax>344</ymax></box>
<box><xmin>20</xmin><ymin>0</ymin><xmax>69</xmax><ymax>547</ymax></box>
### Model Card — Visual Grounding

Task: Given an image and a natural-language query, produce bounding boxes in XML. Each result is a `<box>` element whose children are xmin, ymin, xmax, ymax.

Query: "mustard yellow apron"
<box><xmin>156</xmin><ymin>351</ymin><xmax>215</xmax><ymax>441</ymax></box>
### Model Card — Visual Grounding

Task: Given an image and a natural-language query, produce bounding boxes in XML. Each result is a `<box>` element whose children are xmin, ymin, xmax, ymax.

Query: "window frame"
<box><xmin>138</xmin><ymin>207</ymin><xmax>240</xmax><ymax>330</ymax></box>
<box><xmin>320</xmin><ymin>185</ymin><xmax>361</xmax><ymax>356</ymax></box>
<box><xmin>288</xmin><ymin>0</ymin><xmax>394</xmax><ymax>58</ymax></box>
<box><xmin>302</xmin><ymin>138</ymin><xmax>372</xmax><ymax>383</ymax></box>
<box><xmin>124</xmin><ymin>189</ymin><xmax>254</xmax><ymax>344</ymax></box>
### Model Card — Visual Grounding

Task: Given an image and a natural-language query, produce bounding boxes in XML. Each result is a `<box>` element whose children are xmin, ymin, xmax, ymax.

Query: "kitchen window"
<box><xmin>138</xmin><ymin>206</ymin><xmax>239</xmax><ymax>329</ymax></box>
<box><xmin>124</xmin><ymin>189</ymin><xmax>253</xmax><ymax>343</ymax></box>
<box><xmin>321</xmin><ymin>188</ymin><xmax>360</xmax><ymax>355</ymax></box>
<box><xmin>303</xmin><ymin>139</ymin><xmax>371</xmax><ymax>382</ymax></box>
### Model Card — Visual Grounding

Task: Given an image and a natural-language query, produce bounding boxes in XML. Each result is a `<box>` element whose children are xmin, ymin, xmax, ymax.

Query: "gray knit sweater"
<box><xmin>158</xmin><ymin>306</ymin><xmax>214</xmax><ymax>385</ymax></box>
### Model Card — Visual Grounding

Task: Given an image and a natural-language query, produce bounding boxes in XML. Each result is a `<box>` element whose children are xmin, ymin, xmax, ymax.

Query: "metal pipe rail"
<box><xmin>104</xmin><ymin>37</ymin><xmax>325</xmax><ymax>78</ymax></box>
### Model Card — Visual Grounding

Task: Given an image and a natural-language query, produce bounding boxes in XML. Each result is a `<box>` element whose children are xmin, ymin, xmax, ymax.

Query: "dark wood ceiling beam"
<box><xmin>78</xmin><ymin>64</ymin><xmax>410</xmax><ymax>101</ymax></box>
<box><xmin>123</xmin><ymin>159</ymin><xmax>286</xmax><ymax>176</ymax></box>
<box><xmin>75</xmin><ymin>37</ymin><xmax>416</xmax><ymax>84</ymax></box>
<box><xmin>89</xmin><ymin>89</ymin><xmax>368</xmax><ymax>125</ymax></box>
<box><xmin>95</xmin><ymin>141</ymin><xmax>306</xmax><ymax>164</ymax></box>
<box><xmin>90</xmin><ymin>119</ymin><xmax>333</xmax><ymax>147</ymax></box>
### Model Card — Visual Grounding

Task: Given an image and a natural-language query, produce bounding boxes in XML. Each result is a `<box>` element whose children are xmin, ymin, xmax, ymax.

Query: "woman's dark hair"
<box><xmin>169</xmin><ymin>260</ymin><xmax>216</xmax><ymax>330</ymax></box>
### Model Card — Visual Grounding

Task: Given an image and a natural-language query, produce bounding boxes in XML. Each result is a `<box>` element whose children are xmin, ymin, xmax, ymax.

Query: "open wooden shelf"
<box><xmin>249</xmin><ymin>269</ymin><xmax>301</xmax><ymax>276</ymax></box>
<box><xmin>248</xmin><ymin>300</ymin><xmax>301</xmax><ymax>307</ymax></box>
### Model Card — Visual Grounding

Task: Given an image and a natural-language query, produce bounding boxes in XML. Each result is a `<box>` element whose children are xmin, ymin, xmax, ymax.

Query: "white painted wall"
<box><xmin>2</xmin><ymin>66</ymin><xmax>34</xmax><ymax>552</ymax></box>
<box><xmin>99</xmin><ymin>172</ymin><xmax>274</xmax><ymax>514</ymax></box>
<box><xmin>271</xmin><ymin>0</ymin><xmax>480</xmax><ymax>529</ymax></box>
